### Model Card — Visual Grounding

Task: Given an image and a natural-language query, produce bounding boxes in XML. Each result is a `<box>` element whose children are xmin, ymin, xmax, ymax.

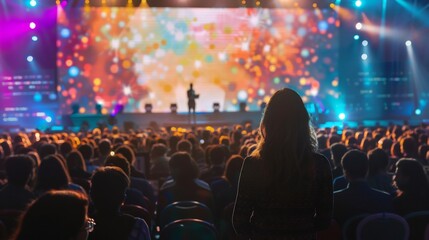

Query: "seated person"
<box><xmin>0</xmin><ymin>155</ymin><xmax>35</xmax><ymax>211</ymax></box>
<box><xmin>157</xmin><ymin>152</ymin><xmax>215</xmax><ymax>216</ymax></box>
<box><xmin>89</xmin><ymin>167</ymin><xmax>151</xmax><ymax>240</ymax></box>
<box><xmin>393</xmin><ymin>158</ymin><xmax>429</xmax><ymax>215</ymax></box>
<box><xmin>13</xmin><ymin>190</ymin><xmax>90</xmax><ymax>240</ymax></box>
<box><xmin>200</xmin><ymin>144</ymin><xmax>227</xmax><ymax>184</ymax></box>
<box><xmin>334</xmin><ymin>150</ymin><xmax>393</xmax><ymax>226</ymax></box>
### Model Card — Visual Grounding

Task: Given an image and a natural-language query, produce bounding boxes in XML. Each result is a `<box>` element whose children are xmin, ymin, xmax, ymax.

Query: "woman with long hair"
<box><xmin>233</xmin><ymin>88</ymin><xmax>332</xmax><ymax>239</ymax></box>
<box><xmin>13</xmin><ymin>190</ymin><xmax>92</xmax><ymax>240</ymax></box>
<box><xmin>393</xmin><ymin>158</ymin><xmax>429</xmax><ymax>215</ymax></box>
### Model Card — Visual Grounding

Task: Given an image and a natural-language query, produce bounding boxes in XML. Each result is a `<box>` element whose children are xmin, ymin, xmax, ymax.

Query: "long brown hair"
<box><xmin>252</xmin><ymin>88</ymin><xmax>318</xmax><ymax>190</ymax></box>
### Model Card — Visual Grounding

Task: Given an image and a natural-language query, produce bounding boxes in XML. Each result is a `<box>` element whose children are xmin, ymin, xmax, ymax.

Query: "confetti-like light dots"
<box><xmin>237</xmin><ymin>90</ymin><xmax>248</xmax><ymax>102</ymax></box>
<box><xmin>68</xmin><ymin>66</ymin><xmax>80</xmax><ymax>77</ymax></box>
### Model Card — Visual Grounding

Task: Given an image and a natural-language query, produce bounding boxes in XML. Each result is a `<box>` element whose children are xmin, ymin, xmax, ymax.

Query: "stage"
<box><xmin>64</xmin><ymin>111</ymin><xmax>264</xmax><ymax>131</ymax></box>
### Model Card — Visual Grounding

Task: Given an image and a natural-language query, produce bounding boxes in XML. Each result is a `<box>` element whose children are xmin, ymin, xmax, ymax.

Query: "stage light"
<box><xmin>170</xmin><ymin>103</ymin><xmax>178</xmax><ymax>113</ymax></box>
<box><xmin>27</xmin><ymin>56</ymin><xmax>34</xmax><ymax>62</ymax></box>
<box><xmin>362</xmin><ymin>40</ymin><xmax>368</xmax><ymax>46</ymax></box>
<box><xmin>30</xmin><ymin>0</ymin><xmax>37</xmax><ymax>7</ymax></box>
<box><xmin>415</xmin><ymin>108</ymin><xmax>422</xmax><ymax>115</ymax></box>
<box><xmin>355</xmin><ymin>0</ymin><xmax>362</xmax><ymax>7</ymax></box>
<box><xmin>338</xmin><ymin>113</ymin><xmax>346</xmax><ymax>120</ymax></box>
<box><xmin>45</xmin><ymin>116</ymin><xmax>52</xmax><ymax>123</ymax></box>
<box><xmin>29</xmin><ymin>22</ymin><xmax>36</xmax><ymax>29</ymax></box>
<box><xmin>361</xmin><ymin>53</ymin><xmax>368</xmax><ymax>60</ymax></box>
<box><xmin>32</xmin><ymin>36</ymin><xmax>38</xmax><ymax>41</ymax></box>
<box><xmin>213</xmin><ymin>102</ymin><xmax>220</xmax><ymax>113</ymax></box>
<box><xmin>354</xmin><ymin>35</ymin><xmax>360</xmax><ymax>40</ymax></box>
<box><xmin>355</xmin><ymin>22</ymin><xmax>363</xmax><ymax>30</ymax></box>
<box><xmin>405</xmin><ymin>40</ymin><xmax>412</xmax><ymax>46</ymax></box>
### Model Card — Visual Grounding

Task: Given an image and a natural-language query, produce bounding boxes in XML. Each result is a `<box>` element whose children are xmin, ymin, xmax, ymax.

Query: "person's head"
<box><xmin>190</xmin><ymin>83</ymin><xmax>193</xmax><ymax>89</ymax></box>
<box><xmin>377</xmin><ymin>137</ymin><xmax>393</xmax><ymax>153</ymax></box>
<box><xmin>224</xmin><ymin>155</ymin><xmax>244</xmax><ymax>188</ymax></box>
<box><xmin>150</xmin><ymin>143</ymin><xmax>168</xmax><ymax>159</ymax></box>
<box><xmin>90</xmin><ymin>166</ymin><xmax>130</xmax><ymax>213</ymax></box>
<box><xmin>14</xmin><ymin>190</ymin><xmax>90</xmax><ymax>240</ymax></box>
<box><xmin>114</xmin><ymin>145</ymin><xmax>136</xmax><ymax>165</ymax></box>
<box><xmin>5</xmin><ymin>155</ymin><xmax>35</xmax><ymax>187</ymax></box>
<box><xmin>367</xmin><ymin>148</ymin><xmax>389</xmax><ymax>176</ymax></box>
<box><xmin>168</xmin><ymin>135</ymin><xmax>181</xmax><ymax>152</ymax></box>
<box><xmin>330</xmin><ymin>143</ymin><xmax>348</xmax><ymax>168</ymax></box>
<box><xmin>98</xmin><ymin>139</ymin><xmax>111</xmax><ymax>157</ymax></box>
<box><xmin>253</xmin><ymin>88</ymin><xmax>317</xmax><ymax>185</ymax></box>
<box><xmin>66</xmin><ymin>150</ymin><xmax>87</xmax><ymax>172</ymax></box>
<box><xmin>342</xmin><ymin>149</ymin><xmax>368</xmax><ymax>181</ymax></box>
<box><xmin>77</xmin><ymin>144</ymin><xmax>94</xmax><ymax>162</ymax></box>
<box><xmin>169</xmin><ymin>152</ymin><xmax>199</xmax><ymax>182</ymax></box>
<box><xmin>208</xmin><ymin>144</ymin><xmax>227</xmax><ymax>166</ymax></box>
<box><xmin>59</xmin><ymin>141</ymin><xmax>73</xmax><ymax>157</ymax></box>
<box><xmin>177</xmin><ymin>139</ymin><xmax>192</xmax><ymax>154</ymax></box>
<box><xmin>394</xmin><ymin>158</ymin><xmax>429</xmax><ymax>196</ymax></box>
<box><xmin>38</xmin><ymin>143</ymin><xmax>57</xmax><ymax>160</ymax></box>
<box><xmin>400</xmin><ymin>136</ymin><xmax>417</xmax><ymax>157</ymax></box>
<box><xmin>36</xmin><ymin>155</ymin><xmax>71</xmax><ymax>191</ymax></box>
<box><xmin>104</xmin><ymin>155</ymin><xmax>131</xmax><ymax>178</ymax></box>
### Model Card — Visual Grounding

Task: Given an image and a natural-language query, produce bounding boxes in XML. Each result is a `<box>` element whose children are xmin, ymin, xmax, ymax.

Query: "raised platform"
<box><xmin>66</xmin><ymin>111</ymin><xmax>264</xmax><ymax>131</ymax></box>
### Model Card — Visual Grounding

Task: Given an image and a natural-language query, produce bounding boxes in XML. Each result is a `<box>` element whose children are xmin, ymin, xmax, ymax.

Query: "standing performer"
<box><xmin>187</xmin><ymin>83</ymin><xmax>199</xmax><ymax>115</ymax></box>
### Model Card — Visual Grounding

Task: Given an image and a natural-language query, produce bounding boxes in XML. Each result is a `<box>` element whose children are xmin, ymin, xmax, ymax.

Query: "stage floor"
<box><xmin>66</xmin><ymin>111</ymin><xmax>264</xmax><ymax>131</ymax></box>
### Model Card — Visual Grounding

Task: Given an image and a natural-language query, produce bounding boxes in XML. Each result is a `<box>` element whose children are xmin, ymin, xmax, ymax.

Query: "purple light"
<box><xmin>29</xmin><ymin>22</ymin><xmax>36</xmax><ymax>29</ymax></box>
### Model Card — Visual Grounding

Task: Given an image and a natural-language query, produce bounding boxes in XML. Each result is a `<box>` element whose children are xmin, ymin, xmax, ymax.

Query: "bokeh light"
<box><xmin>29</xmin><ymin>22</ymin><xmax>36</xmax><ymax>29</ymax></box>
<box><xmin>27</xmin><ymin>56</ymin><xmax>34</xmax><ymax>62</ymax></box>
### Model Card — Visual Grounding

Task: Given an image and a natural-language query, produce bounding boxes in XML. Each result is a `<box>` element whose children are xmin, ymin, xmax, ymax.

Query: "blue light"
<box><xmin>415</xmin><ymin>109</ymin><xmax>422</xmax><ymax>115</ymax></box>
<box><xmin>60</xmin><ymin>28</ymin><xmax>71</xmax><ymax>38</ymax></box>
<box><xmin>301</xmin><ymin>49</ymin><xmax>310</xmax><ymax>58</ymax></box>
<box><xmin>339</xmin><ymin>113</ymin><xmax>346</xmax><ymax>120</ymax></box>
<box><xmin>29</xmin><ymin>0</ymin><xmax>37</xmax><ymax>7</ymax></box>
<box><xmin>361</xmin><ymin>53</ymin><xmax>368</xmax><ymax>60</ymax></box>
<box><xmin>33</xmin><ymin>92</ymin><xmax>42</xmax><ymax>102</ymax></box>
<box><xmin>27</xmin><ymin>56</ymin><xmax>34</xmax><ymax>62</ymax></box>
<box><xmin>354</xmin><ymin>35</ymin><xmax>360</xmax><ymax>40</ymax></box>
<box><xmin>32</xmin><ymin>36</ymin><xmax>38</xmax><ymax>41</ymax></box>
<box><xmin>405</xmin><ymin>40</ymin><xmax>412</xmax><ymax>46</ymax></box>
<box><xmin>362</xmin><ymin>40</ymin><xmax>368</xmax><ymax>46</ymax></box>
<box><xmin>318</xmin><ymin>21</ymin><xmax>328</xmax><ymax>31</ymax></box>
<box><xmin>45</xmin><ymin>116</ymin><xmax>52</xmax><ymax>123</ymax></box>
<box><xmin>355</xmin><ymin>0</ymin><xmax>362</xmax><ymax>7</ymax></box>
<box><xmin>68</xmin><ymin>66</ymin><xmax>80</xmax><ymax>77</ymax></box>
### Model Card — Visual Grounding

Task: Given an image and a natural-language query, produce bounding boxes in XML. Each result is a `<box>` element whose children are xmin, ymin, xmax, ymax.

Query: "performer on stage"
<box><xmin>187</xmin><ymin>83</ymin><xmax>199</xmax><ymax>115</ymax></box>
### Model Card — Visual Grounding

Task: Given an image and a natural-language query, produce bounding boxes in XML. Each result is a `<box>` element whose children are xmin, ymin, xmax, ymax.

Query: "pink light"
<box><xmin>29</xmin><ymin>22</ymin><xmax>36</xmax><ymax>29</ymax></box>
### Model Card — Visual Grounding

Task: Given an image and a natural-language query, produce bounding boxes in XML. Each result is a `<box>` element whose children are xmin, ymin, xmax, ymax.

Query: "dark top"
<box><xmin>393</xmin><ymin>193</ymin><xmax>429</xmax><ymax>216</ymax></box>
<box><xmin>233</xmin><ymin>154</ymin><xmax>333</xmax><ymax>239</ymax></box>
<box><xmin>200</xmin><ymin>165</ymin><xmax>225</xmax><ymax>184</ymax></box>
<box><xmin>89</xmin><ymin>212</ymin><xmax>150</xmax><ymax>240</ymax></box>
<box><xmin>333</xmin><ymin>181</ymin><xmax>393</xmax><ymax>226</ymax></box>
<box><xmin>0</xmin><ymin>184</ymin><xmax>34</xmax><ymax>211</ymax></box>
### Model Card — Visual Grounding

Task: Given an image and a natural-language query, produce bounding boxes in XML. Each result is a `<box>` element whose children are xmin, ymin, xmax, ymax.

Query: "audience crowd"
<box><xmin>0</xmin><ymin>120</ymin><xmax>429</xmax><ymax>239</ymax></box>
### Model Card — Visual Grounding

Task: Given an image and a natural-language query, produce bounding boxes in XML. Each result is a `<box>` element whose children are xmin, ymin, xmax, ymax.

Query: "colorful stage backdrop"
<box><xmin>57</xmin><ymin>7</ymin><xmax>340</xmax><ymax>114</ymax></box>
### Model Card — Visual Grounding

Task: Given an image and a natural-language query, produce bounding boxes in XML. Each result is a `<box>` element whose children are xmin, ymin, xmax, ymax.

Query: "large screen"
<box><xmin>57</xmin><ymin>7</ymin><xmax>339</xmax><ymax>114</ymax></box>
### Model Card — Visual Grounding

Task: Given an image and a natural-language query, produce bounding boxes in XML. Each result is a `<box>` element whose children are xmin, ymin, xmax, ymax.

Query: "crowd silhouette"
<box><xmin>0</xmin><ymin>88</ymin><xmax>428</xmax><ymax>239</ymax></box>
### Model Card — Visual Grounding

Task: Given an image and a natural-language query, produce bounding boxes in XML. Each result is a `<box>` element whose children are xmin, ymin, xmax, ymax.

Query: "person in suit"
<box><xmin>333</xmin><ymin>149</ymin><xmax>393</xmax><ymax>226</ymax></box>
<box><xmin>187</xmin><ymin>83</ymin><xmax>199</xmax><ymax>115</ymax></box>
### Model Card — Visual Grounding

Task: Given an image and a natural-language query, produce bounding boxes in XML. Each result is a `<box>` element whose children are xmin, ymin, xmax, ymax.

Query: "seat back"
<box><xmin>161</xmin><ymin>219</ymin><xmax>217</xmax><ymax>240</ymax></box>
<box><xmin>159</xmin><ymin>201</ymin><xmax>213</xmax><ymax>229</ymax></box>
<box><xmin>356</xmin><ymin>213</ymin><xmax>409</xmax><ymax>240</ymax></box>
<box><xmin>316</xmin><ymin>219</ymin><xmax>341</xmax><ymax>240</ymax></box>
<box><xmin>121</xmin><ymin>204</ymin><xmax>151</xmax><ymax>226</ymax></box>
<box><xmin>342</xmin><ymin>214</ymin><xmax>369</xmax><ymax>240</ymax></box>
<box><xmin>404</xmin><ymin>211</ymin><xmax>429</xmax><ymax>240</ymax></box>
